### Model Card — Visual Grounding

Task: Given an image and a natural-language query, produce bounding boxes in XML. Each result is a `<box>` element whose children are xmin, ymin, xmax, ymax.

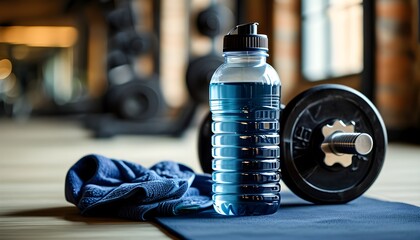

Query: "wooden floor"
<box><xmin>1</xmin><ymin>117</ymin><xmax>419</xmax><ymax>239</ymax></box>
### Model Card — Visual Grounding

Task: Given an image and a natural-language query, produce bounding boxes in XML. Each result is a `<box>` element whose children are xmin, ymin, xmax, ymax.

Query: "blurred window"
<box><xmin>301</xmin><ymin>0</ymin><xmax>363</xmax><ymax>81</ymax></box>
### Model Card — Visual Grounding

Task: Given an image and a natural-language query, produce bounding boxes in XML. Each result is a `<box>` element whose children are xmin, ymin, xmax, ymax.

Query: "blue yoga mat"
<box><xmin>155</xmin><ymin>192</ymin><xmax>420</xmax><ymax>240</ymax></box>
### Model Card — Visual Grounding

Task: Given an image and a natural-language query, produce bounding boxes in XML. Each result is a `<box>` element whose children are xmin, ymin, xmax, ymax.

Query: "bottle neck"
<box><xmin>223</xmin><ymin>51</ymin><xmax>268</xmax><ymax>65</ymax></box>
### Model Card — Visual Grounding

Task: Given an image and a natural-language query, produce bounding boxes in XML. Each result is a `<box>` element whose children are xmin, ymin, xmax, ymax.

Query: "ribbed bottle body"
<box><xmin>210</xmin><ymin>65</ymin><xmax>281</xmax><ymax>215</ymax></box>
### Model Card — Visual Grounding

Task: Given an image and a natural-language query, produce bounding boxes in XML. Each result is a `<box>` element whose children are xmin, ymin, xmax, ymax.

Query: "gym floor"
<box><xmin>1</xmin><ymin>116</ymin><xmax>419</xmax><ymax>239</ymax></box>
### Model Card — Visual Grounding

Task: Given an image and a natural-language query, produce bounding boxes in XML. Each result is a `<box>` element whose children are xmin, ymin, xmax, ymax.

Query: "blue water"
<box><xmin>210</xmin><ymin>82</ymin><xmax>281</xmax><ymax>216</ymax></box>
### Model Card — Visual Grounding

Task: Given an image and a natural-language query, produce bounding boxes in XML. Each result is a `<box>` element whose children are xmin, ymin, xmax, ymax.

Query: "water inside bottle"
<box><xmin>210</xmin><ymin>81</ymin><xmax>281</xmax><ymax>215</ymax></box>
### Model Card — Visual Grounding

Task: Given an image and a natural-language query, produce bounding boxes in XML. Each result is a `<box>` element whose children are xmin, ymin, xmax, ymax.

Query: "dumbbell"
<box><xmin>186</xmin><ymin>3</ymin><xmax>233</xmax><ymax>103</ymax></box>
<box><xmin>198</xmin><ymin>84</ymin><xmax>387</xmax><ymax>204</ymax></box>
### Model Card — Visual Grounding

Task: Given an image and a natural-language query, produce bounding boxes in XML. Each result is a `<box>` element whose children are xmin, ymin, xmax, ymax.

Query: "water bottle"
<box><xmin>209</xmin><ymin>22</ymin><xmax>281</xmax><ymax>216</ymax></box>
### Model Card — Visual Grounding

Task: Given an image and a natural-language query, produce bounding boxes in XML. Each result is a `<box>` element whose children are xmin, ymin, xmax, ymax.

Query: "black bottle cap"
<box><xmin>223</xmin><ymin>22</ymin><xmax>268</xmax><ymax>52</ymax></box>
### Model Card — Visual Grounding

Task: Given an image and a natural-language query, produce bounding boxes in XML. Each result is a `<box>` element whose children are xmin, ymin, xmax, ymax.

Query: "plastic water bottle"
<box><xmin>209</xmin><ymin>22</ymin><xmax>281</xmax><ymax>216</ymax></box>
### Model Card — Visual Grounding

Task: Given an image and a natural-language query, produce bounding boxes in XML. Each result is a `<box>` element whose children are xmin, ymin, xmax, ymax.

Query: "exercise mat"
<box><xmin>155</xmin><ymin>191</ymin><xmax>420</xmax><ymax>240</ymax></box>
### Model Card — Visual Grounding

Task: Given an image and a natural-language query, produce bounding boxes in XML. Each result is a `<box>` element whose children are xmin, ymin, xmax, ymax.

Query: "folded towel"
<box><xmin>65</xmin><ymin>154</ymin><xmax>213</xmax><ymax>220</ymax></box>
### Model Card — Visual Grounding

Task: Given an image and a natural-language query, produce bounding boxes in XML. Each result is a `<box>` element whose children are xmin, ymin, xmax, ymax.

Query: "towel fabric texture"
<box><xmin>65</xmin><ymin>154</ymin><xmax>212</xmax><ymax>220</ymax></box>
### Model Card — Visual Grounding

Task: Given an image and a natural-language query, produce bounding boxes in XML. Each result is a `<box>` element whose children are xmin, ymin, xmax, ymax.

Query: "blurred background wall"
<box><xmin>0</xmin><ymin>0</ymin><xmax>419</xmax><ymax>142</ymax></box>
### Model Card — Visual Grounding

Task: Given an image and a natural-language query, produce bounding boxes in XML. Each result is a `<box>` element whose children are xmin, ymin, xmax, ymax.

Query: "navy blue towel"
<box><xmin>65</xmin><ymin>154</ymin><xmax>212</xmax><ymax>220</ymax></box>
<box><xmin>156</xmin><ymin>192</ymin><xmax>420</xmax><ymax>240</ymax></box>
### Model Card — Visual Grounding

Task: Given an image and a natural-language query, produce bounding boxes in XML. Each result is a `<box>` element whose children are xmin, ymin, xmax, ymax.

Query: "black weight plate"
<box><xmin>107</xmin><ymin>50</ymin><xmax>130</xmax><ymax>70</ymax></box>
<box><xmin>198</xmin><ymin>111</ymin><xmax>212</xmax><ymax>174</ymax></box>
<box><xmin>196</xmin><ymin>5</ymin><xmax>233</xmax><ymax>38</ymax></box>
<box><xmin>112</xmin><ymin>31</ymin><xmax>152</xmax><ymax>56</ymax></box>
<box><xmin>186</xmin><ymin>55</ymin><xmax>223</xmax><ymax>103</ymax></box>
<box><xmin>280</xmin><ymin>84</ymin><xmax>387</xmax><ymax>204</ymax></box>
<box><xmin>106</xmin><ymin>79</ymin><xmax>160</xmax><ymax>121</ymax></box>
